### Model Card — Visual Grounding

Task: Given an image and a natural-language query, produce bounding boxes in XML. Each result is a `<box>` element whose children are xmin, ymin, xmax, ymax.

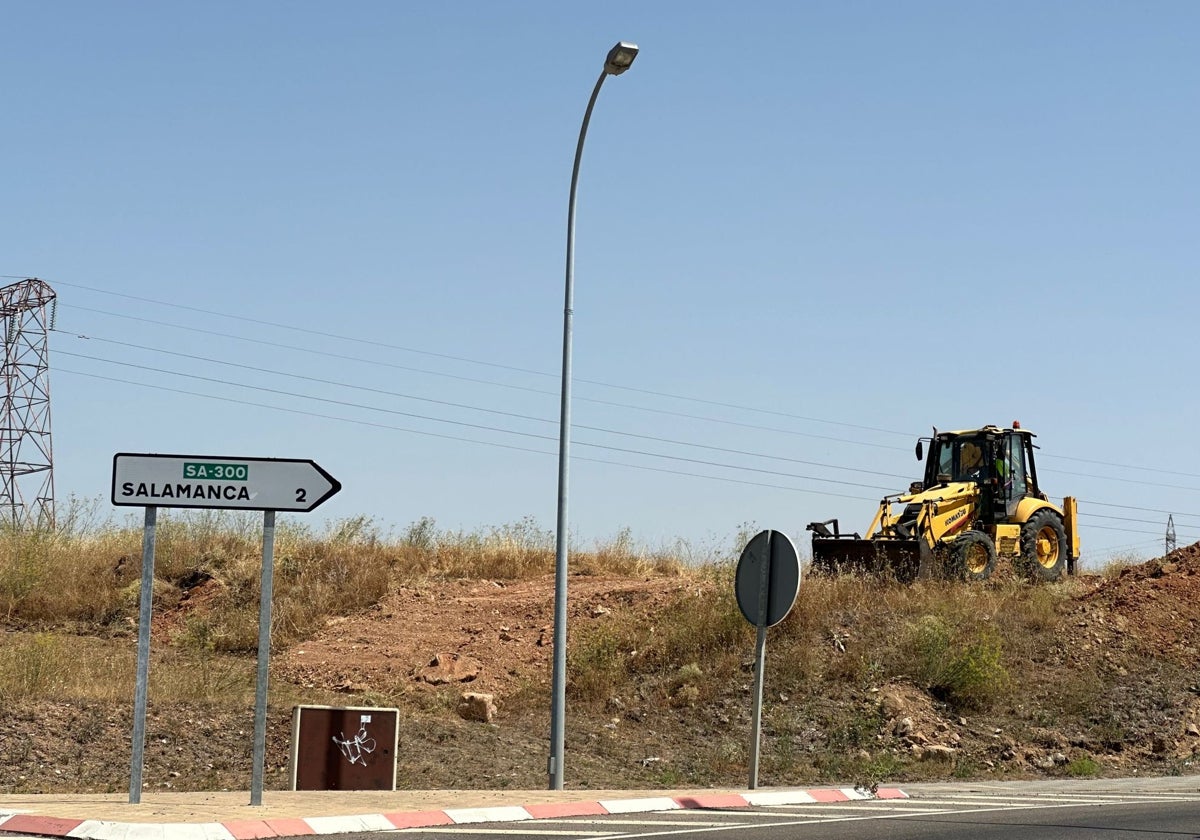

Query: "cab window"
<box><xmin>1006</xmin><ymin>436</ymin><xmax>1028</xmax><ymax>497</ymax></box>
<box><xmin>936</xmin><ymin>444</ymin><xmax>953</xmax><ymax>478</ymax></box>
<box><xmin>954</xmin><ymin>439</ymin><xmax>986</xmax><ymax>481</ymax></box>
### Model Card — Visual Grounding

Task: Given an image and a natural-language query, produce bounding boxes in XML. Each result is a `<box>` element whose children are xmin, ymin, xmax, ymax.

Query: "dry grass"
<box><xmin>0</xmin><ymin>508</ymin><xmax>1087</xmax><ymax>732</ymax></box>
<box><xmin>4</xmin><ymin>509</ymin><xmax>1185</xmax><ymax>793</ymax></box>
<box><xmin>0</xmin><ymin>631</ymin><xmax>254</xmax><ymax>704</ymax></box>
<box><xmin>0</xmin><ymin>507</ymin><xmax>687</xmax><ymax>703</ymax></box>
<box><xmin>569</xmin><ymin>562</ymin><xmax>749</xmax><ymax>705</ymax></box>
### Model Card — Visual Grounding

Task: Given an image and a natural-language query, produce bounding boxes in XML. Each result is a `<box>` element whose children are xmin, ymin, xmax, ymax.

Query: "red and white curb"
<box><xmin>0</xmin><ymin>787</ymin><xmax>907</xmax><ymax>838</ymax></box>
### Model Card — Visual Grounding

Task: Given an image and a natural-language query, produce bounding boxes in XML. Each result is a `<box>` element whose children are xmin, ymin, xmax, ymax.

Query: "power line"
<box><xmin>1088</xmin><ymin>538</ymin><xmax>1160</xmax><ymax>555</ymax></box>
<box><xmin>38</xmin><ymin>279</ymin><xmax>1200</xmax><ymax>534</ymax></box>
<box><xmin>52</xmin><ymin>290</ymin><xmax>1200</xmax><ymax>482</ymax></box>
<box><xmin>57</xmin><ymin>350</ymin><xmax>901</xmax><ymax>494</ymax></box>
<box><xmin>55</xmin><ymin>367</ymin><xmax>881</xmax><ymax>504</ymax></box>
<box><xmin>54</xmin><ymin>320</ymin><xmax>1200</xmax><ymax>497</ymax></box>
<box><xmin>56</xmin><ymin>333</ymin><xmax>914</xmax><ymax>482</ymax></box>
<box><xmin>55</xmin><ymin>306</ymin><xmax>911</xmax><ymax>453</ymax></box>
<box><xmin>1086</xmin><ymin>522</ymin><xmax>1196</xmax><ymax>537</ymax></box>
<box><xmin>49</xmin><ymin>280</ymin><xmax>918</xmax><ymax>437</ymax></box>
<box><xmin>1078</xmin><ymin>511</ymin><xmax>1186</xmax><ymax>527</ymax></box>
<box><xmin>1078</xmin><ymin>498</ymin><xmax>1200</xmax><ymax>523</ymax></box>
<box><xmin>55</xmin><ymin>354</ymin><xmax>1200</xmax><ymax>541</ymax></box>
<box><xmin>56</xmin><ymin>319</ymin><xmax>1200</xmax><ymax>499</ymax></box>
<box><xmin>1038</xmin><ymin>452</ymin><xmax>1200</xmax><ymax>481</ymax></box>
<box><xmin>59</xmin><ymin>366</ymin><xmax>1200</xmax><ymax>541</ymax></box>
<box><xmin>1041</xmin><ymin>468</ymin><xmax>1200</xmax><ymax>493</ymax></box>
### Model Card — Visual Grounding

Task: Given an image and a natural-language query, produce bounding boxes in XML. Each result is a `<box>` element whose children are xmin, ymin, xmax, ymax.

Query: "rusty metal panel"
<box><xmin>289</xmin><ymin>705</ymin><xmax>398</xmax><ymax>791</ymax></box>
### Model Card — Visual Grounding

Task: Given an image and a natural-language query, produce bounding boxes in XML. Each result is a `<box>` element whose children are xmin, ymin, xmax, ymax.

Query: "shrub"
<box><xmin>1066</xmin><ymin>755</ymin><xmax>1100</xmax><ymax>777</ymax></box>
<box><xmin>905</xmin><ymin>615</ymin><xmax>1009</xmax><ymax>710</ymax></box>
<box><xmin>0</xmin><ymin>633</ymin><xmax>66</xmax><ymax>702</ymax></box>
<box><xmin>568</xmin><ymin>623</ymin><xmax>628</xmax><ymax>702</ymax></box>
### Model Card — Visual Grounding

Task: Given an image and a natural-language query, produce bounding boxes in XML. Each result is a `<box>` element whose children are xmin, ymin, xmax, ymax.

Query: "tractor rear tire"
<box><xmin>1021</xmin><ymin>510</ymin><xmax>1068</xmax><ymax>582</ymax></box>
<box><xmin>949</xmin><ymin>530</ymin><xmax>997</xmax><ymax>582</ymax></box>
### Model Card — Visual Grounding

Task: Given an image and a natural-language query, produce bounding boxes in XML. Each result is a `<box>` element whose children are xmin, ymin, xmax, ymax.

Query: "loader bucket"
<box><xmin>810</xmin><ymin>537</ymin><xmax>922</xmax><ymax>583</ymax></box>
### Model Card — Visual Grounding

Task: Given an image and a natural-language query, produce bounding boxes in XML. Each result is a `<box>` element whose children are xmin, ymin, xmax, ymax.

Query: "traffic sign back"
<box><xmin>735</xmin><ymin>529</ymin><xmax>801</xmax><ymax>627</ymax></box>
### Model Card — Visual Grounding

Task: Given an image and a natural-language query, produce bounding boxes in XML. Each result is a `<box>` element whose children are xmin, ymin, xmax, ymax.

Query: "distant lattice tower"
<box><xmin>1165</xmin><ymin>514</ymin><xmax>1177</xmax><ymax>557</ymax></box>
<box><xmin>0</xmin><ymin>278</ymin><xmax>56</xmax><ymax>528</ymax></box>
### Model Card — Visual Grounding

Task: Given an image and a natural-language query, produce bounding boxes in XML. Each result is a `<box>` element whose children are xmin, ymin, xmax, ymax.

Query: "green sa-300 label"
<box><xmin>183</xmin><ymin>462</ymin><xmax>249</xmax><ymax>481</ymax></box>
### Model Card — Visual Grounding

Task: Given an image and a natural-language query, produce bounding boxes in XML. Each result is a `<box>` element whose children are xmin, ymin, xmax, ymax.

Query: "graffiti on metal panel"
<box><xmin>332</xmin><ymin>714</ymin><xmax>378</xmax><ymax>766</ymax></box>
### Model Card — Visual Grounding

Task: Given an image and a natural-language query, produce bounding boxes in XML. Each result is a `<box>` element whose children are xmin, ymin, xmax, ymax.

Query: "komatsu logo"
<box><xmin>945</xmin><ymin>508</ymin><xmax>968</xmax><ymax>526</ymax></box>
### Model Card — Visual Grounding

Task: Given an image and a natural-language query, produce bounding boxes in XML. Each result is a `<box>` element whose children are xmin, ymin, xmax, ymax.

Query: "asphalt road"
<box><xmin>302</xmin><ymin>783</ymin><xmax>1200</xmax><ymax>840</ymax></box>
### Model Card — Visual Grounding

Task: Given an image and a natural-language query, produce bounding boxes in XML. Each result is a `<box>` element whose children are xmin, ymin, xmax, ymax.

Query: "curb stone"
<box><xmin>0</xmin><ymin>787</ymin><xmax>907</xmax><ymax>838</ymax></box>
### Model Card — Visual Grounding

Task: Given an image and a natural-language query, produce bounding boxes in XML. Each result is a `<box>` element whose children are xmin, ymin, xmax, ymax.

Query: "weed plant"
<box><xmin>0</xmin><ymin>506</ymin><xmax>687</xmax><ymax>704</ymax></box>
<box><xmin>0</xmin><ymin>506</ymin><xmax>1139</xmax><ymax>784</ymax></box>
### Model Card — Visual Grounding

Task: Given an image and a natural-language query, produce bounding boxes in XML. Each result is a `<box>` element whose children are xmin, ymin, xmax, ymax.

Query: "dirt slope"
<box><xmin>2</xmin><ymin>548</ymin><xmax>1199</xmax><ymax>794</ymax></box>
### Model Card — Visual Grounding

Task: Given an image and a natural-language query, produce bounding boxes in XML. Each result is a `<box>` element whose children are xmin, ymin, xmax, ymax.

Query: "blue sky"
<box><xmin>4</xmin><ymin>2</ymin><xmax>1198</xmax><ymax>563</ymax></box>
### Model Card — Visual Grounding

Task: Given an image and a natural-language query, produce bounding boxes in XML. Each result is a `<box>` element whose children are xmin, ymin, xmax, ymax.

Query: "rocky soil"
<box><xmin>2</xmin><ymin>546</ymin><xmax>1199</xmax><ymax>794</ymax></box>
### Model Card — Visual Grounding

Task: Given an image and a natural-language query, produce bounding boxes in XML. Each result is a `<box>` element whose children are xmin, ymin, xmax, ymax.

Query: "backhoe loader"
<box><xmin>808</xmin><ymin>424</ymin><xmax>1079</xmax><ymax>582</ymax></box>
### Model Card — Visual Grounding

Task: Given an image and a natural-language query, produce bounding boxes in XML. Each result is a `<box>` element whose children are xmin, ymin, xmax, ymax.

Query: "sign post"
<box><xmin>734</xmin><ymin>529</ymin><xmax>801</xmax><ymax>790</ymax></box>
<box><xmin>249</xmin><ymin>509</ymin><xmax>276</xmax><ymax>806</ymax></box>
<box><xmin>128</xmin><ymin>506</ymin><xmax>157</xmax><ymax>804</ymax></box>
<box><xmin>112</xmin><ymin>453</ymin><xmax>341</xmax><ymax>806</ymax></box>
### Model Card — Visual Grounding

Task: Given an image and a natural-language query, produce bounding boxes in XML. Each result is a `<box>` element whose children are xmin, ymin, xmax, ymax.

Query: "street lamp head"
<box><xmin>604</xmin><ymin>41</ymin><xmax>639</xmax><ymax>76</ymax></box>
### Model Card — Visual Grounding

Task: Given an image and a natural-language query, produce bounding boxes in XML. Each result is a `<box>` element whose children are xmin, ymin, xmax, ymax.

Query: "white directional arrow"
<box><xmin>111</xmin><ymin>453</ymin><xmax>341</xmax><ymax>512</ymax></box>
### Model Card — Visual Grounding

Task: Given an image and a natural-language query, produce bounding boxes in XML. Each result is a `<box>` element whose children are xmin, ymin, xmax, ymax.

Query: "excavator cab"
<box><xmin>920</xmin><ymin>427</ymin><xmax>1042</xmax><ymax>521</ymax></box>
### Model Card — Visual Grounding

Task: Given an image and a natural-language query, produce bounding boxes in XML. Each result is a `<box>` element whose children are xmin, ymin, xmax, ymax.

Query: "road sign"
<box><xmin>111</xmin><ymin>453</ymin><xmax>341</xmax><ymax>512</ymax></box>
<box><xmin>735</xmin><ymin>529</ymin><xmax>801</xmax><ymax>628</ymax></box>
<box><xmin>733</xmin><ymin>528</ymin><xmax>802</xmax><ymax>791</ymax></box>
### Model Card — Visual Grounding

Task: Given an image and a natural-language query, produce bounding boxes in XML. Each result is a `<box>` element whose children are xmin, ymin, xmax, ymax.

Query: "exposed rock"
<box><xmin>923</xmin><ymin>745</ymin><xmax>956</xmax><ymax>760</ymax></box>
<box><xmin>457</xmin><ymin>692</ymin><xmax>496</xmax><ymax>723</ymax></box>
<box><xmin>880</xmin><ymin>690</ymin><xmax>907</xmax><ymax>719</ymax></box>
<box><xmin>1185</xmin><ymin>723</ymin><xmax>1199</xmax><ymax>737</ymax></box>
<box><xmin>893</xmin><ymin>717</ymin><xmax>914</xmax><ymax>738</ymax></box>
<box><xmin>420</xmin><ymin>653</ymin><xmax>481</xmax><ymax>685</ymax></box>
<box><xmin>1030</xmin><ymin>727</ymin><xmax>1066</xmax><ymax>748</ymax></box>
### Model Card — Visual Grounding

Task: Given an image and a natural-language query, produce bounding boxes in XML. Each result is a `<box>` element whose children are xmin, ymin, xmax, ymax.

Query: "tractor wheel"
<box><xmin>948</xmin><ymin>530</ymin><xmax>997</xmax><ymax>582</ymax></box>
<box><xmin>1020</xmin><ymin>510</ymin><xmax>1068</xmax><ymax>582</ymax></box>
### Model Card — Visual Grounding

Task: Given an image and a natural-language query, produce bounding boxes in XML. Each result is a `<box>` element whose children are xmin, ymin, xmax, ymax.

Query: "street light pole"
<box><xmin>549</xmin><ymin>41</ymin><xmax>639</xmax><ymax>791</ymax></box>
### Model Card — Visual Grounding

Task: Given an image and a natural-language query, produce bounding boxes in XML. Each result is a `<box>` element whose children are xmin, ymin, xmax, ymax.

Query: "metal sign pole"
<box><xmin>129</xmin><ymin>505</ymin><xmax>158</xmax><ymax>804</ymax></box>
<box><xmin>250</xmin><ymin>509</ymin><xmax>276</xmax><ymax>806</ymax></box>
<box><xmin>747</xmin><ymin>531</ymin><xmax>772</xmax><ymax>790</ymax></box>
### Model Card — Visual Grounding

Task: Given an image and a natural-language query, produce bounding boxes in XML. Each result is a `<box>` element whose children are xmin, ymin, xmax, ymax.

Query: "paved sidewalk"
<box><xmin>0</xmin><ymin>786</ymin><xmax>906</xmax><ymax>838</ymax></box>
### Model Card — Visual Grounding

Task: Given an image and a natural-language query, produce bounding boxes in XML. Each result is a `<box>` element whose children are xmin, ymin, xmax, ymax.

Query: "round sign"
<box><xmin>734</xmin><ymin>529</ymin><xmax>801</xmax><ymax>627</ymax></box>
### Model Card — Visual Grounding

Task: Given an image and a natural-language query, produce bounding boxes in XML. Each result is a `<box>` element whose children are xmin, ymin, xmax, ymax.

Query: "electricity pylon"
<box><xmin>0</xmin><ymin>278</ymin><xmax>56</xmax><ymax>528</ymax></box>
<box><xmin>1165</xmin><ymin>514</ymin><xmax>1177</xmax><ymax>557</ymax></box>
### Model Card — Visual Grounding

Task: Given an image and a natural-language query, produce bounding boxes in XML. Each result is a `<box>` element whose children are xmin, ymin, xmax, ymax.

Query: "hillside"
<box><xmin>1</xmin><ymin>534</ymin><xmax>1198</xmax><ymax>794</ymax></box>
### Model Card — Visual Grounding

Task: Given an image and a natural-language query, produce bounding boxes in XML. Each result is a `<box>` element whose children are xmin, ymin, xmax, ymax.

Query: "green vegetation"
<box><xmin>0</xmin><ymin>508</ymin><xmax>1063</xmax><ymax>718</ymax></box>
<box><xmin>905</xmin><ymin>615</ymin><xmax>1010</xmax><ymax>710</ymax></box>
<box><xmin>0</xmin><ymin>503</ymin><xmax>685</xmax><ymax>704</ymax></box>
<box><xmin>1</xmin><ymin>502</ymin><xmax>1191</xmax><ymax>793</ymax></box>
<box><xmin>1065</xmin><ymin>756</ymin><xmax>1100</xmax><ymax>777</ymax></box>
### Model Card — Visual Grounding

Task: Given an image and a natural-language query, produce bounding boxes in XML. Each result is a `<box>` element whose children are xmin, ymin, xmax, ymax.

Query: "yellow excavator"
<box><xmin>808</xmin><ymin>423</ymin><xmax>1079</xmax><ymax>582</ymax></box>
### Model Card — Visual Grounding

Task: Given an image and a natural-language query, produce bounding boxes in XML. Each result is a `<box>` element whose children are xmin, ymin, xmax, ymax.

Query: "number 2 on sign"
<box><xmin>296</xmin><ymin>488</ymin><xmax>307</xmax><ymax>503</ymax></box>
